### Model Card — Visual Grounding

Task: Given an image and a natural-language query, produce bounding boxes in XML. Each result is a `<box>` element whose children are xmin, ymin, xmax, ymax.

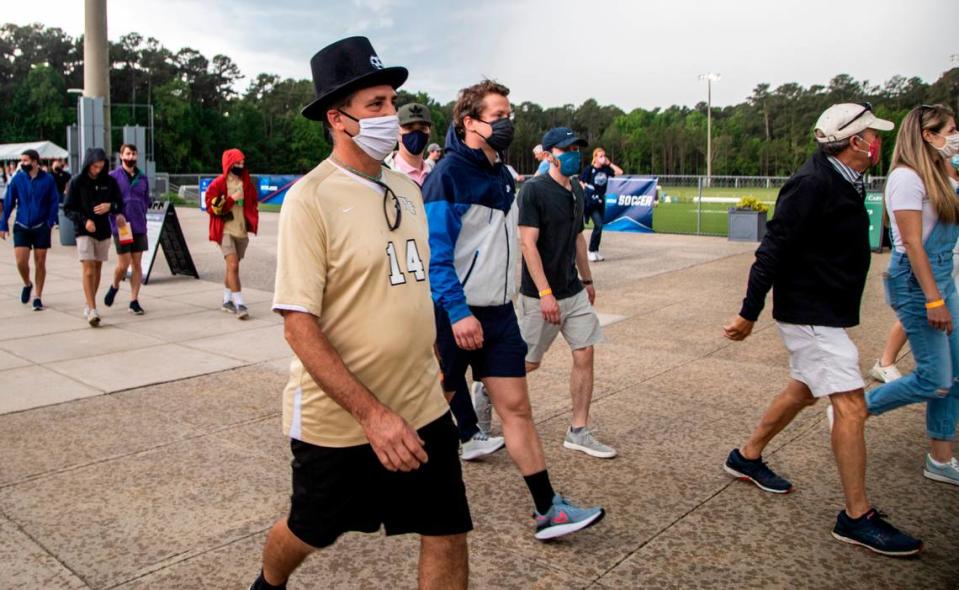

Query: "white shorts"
<box><xmin>776</xmin><ymin>323</ymin><xmax>865</xmax><ymax>398</ymax></box>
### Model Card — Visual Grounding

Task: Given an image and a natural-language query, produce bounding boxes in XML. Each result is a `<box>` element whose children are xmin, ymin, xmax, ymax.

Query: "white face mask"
<box><xmin>935</xmin><ymin>131</ymin><xmax>959</xmax><ymax>159</ymax></box>
<box><xmin>339</xmin><ymin>111</ymin><xmax>399</xmax><ymax>161</ymax></box>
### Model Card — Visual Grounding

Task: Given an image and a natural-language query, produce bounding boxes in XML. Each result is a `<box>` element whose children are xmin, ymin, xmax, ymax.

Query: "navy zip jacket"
<box><xmin>1</xmin><ymin>169</ymin><xmax>59</xmax><ymax>233</ymax></box>
<box><xmin>423</xmin><ymin>126</ymin><xmax>520</xmax><ymax>323</ymax></box>
<box><xmin>739</xmin><ymin>150</ymin><xmax>871</xmax><ymax>327</ymax></box>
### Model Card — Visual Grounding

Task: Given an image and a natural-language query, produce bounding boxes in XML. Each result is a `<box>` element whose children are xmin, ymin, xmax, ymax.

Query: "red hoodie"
<box><xmin>205</xmin><ymin>148</ymin><xmax>259</xmax><ymax>244</ymax></box>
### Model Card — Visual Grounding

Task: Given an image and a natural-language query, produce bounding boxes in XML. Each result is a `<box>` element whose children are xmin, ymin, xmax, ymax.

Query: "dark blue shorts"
<box><xmin>434</xmin><ymin>302</ymin><xmax>528</xmax><ymax>384</ymax></box>
<box><xmin>13</xmin><ymin>224</ymin><xmax>51</xmax><ymax>250</ymax></box>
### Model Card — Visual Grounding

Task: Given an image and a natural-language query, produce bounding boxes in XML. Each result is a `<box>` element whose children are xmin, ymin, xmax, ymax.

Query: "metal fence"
<box><xmin>164</xmin><ymin>173</ymin><xmax>219</xmax><ymax>204</ymax></box>
<box><xmin>652</xmin><ymin>174</ymin><xmax>888</xmax><ymax>237</ymax></box>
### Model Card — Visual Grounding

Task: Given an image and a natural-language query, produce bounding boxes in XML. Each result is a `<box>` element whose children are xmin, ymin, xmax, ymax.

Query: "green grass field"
<box><xmin>650</xmin><ymin>185</ymin><xmax>780</xmax><ymax>236</ymax></box>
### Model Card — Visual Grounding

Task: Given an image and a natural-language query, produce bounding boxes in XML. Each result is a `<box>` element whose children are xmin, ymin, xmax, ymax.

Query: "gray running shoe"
<box><xmin>460</xmin><ymin>430</ymin><xmax>505</xmax><ymax>461</ymax></box>
<box><xmin>564</xmin><ymin>427</ymin><xmax>617</xmax><ymax>459</ymax></box>
<box><xmin>221</xmin><ymin>300</ymin><xmax>237</xmax><ymax>314</ymax></box>
<box><xmin>236</xmin><ymin>304</ymin><xmax>249</xmax><ymax>320</ymax></box>
<box><xmin>472</xmin><ymin>381</ymin><xmax>492</xmax><ymax>433</ymax></box>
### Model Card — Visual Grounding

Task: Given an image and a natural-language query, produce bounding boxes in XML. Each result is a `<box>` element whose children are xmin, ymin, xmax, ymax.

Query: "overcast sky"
<box><xmin>9</xmin><ymin>0</ymin><xmax>958</xmax><ymax>110</ymax></box>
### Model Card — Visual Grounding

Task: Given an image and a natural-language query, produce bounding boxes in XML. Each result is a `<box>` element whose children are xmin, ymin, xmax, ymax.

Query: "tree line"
<box><xmin>2</xmin><ymin>23</ymin><xmax>957</xmax><ymax>176</ymax></box>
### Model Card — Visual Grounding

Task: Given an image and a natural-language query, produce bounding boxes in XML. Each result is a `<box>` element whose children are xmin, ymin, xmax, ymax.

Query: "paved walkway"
<box><xmin>1</xmin><ymin>208</ymin><xmax>957</xmax><ymax>589</ymax></box>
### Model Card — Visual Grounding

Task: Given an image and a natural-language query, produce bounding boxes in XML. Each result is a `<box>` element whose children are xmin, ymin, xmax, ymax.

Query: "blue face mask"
<box><xmin>401</xmin><ymin>130</ymin><xmax>430</xmax><ymax>156</ymax></box>
<box><xmin>554</xmin><ymin>150</ymin><xmax>581</xmax><ymax>176</ymax></box>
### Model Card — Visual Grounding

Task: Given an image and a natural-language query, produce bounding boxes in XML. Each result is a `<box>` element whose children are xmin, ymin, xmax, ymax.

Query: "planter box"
<box><xmin>728</xmin><ymin>208</ymin><xmax>768</xmax><ymax>242</ymax></box>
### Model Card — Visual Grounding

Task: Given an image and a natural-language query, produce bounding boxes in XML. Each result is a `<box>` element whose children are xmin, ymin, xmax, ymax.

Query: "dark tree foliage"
<box><xmin>2</xmin><ymin>23</ymin><xmax>956</xmax><ymax>175</ymax></box>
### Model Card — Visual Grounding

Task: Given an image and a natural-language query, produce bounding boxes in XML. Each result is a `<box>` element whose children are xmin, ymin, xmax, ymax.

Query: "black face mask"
<box><xmin>230</xmin><ymin>166</ymin><xmax>244</xmax><ymax>177</ymax></box>
<box><xmin>477</xmin><ymin>117</ymin><xmax>514</xmax><ymax>152</ymax></box>
<box><xmin>21</xmin><ymin>163</ymin><xmax>33</xmax><ymax>173</ymax></box>
<box><xmin>123</xmin><ymin>159</ymin><xmax>137</xmax><ymax>169</ymax></box>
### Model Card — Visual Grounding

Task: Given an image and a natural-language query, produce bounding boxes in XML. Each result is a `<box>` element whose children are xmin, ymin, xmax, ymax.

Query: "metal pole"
<box><xmin>706</xmin><ymin>79</ymin><xmax>712</xmax><ymax>188</ymax></box>
<box><xmin>696</xmin><ymin>176</ymin><xmax>703</xmax><ymax>235</ymax></box>
<box><xmin>84</xmin><ymin>0</ymin><xmax>111</xmax><ymax>156</ymax></box>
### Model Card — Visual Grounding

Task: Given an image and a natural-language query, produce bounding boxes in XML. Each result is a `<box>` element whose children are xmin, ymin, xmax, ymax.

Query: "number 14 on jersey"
<box><xmin>386</xmin><ymin>240</ymin><xmax>426</xmax><ymax>286</ymax></box>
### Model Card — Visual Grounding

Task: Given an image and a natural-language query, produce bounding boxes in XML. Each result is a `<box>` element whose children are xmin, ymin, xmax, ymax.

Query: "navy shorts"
<box><xmin>434</xmin><ymin>302</ymin><xmax>528</xmax><ymax>384</ymax></box>
<box><xmin>13</xmin><ymin>224</ymin><xmax>51</xmax><ymax>250</ymax></box>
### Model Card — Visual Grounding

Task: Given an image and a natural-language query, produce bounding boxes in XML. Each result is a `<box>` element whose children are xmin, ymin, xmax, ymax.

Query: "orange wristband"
<box><xmin>539</xmin><ymin>288</ymin><xmax>553</xmax><ymax>297</ymax></box>
<box><xmin>926</xmin><ymin>299</ymin><xmax>945</xmax><ymax>310</ymax></box>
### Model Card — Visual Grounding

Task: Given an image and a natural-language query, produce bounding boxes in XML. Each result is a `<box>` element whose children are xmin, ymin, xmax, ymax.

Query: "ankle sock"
<box><xmin>524</xmin><ymin>470</ymin><xmax>555</xmax><ymax>514</ymax></box>
<box><xmin>223</xmin><ymin>288</ymin><xmax>232</xmax><ymax>304</ymax></box>
<box><xmin>232</xmin><ymin>291</ymin><xmax>245</xmax><ymax>306</ymax></box>
<box><xmin>928</xmin><ymin>454</ymin><xmax>954</xmax><ymax>468</ymax></box>
<box><xmin>571</xmin><ymin>426</ymin><xmax>585</xmax><ymax>434</ymax></box>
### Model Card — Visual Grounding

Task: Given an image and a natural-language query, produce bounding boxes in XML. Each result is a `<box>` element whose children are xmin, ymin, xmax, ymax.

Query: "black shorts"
<box><xmin>13</xmin><ymin>225</ymin><xmax>51</xmax><ymax>250</ymax></box>
<box><xmin>287</xmin><ymin>412</ymin><xmax>472</xmax><ymax>548</ymax></box>
<box><xmin>114</xmin><ymin>232</ymin><xmax>149</xmax><ymax>254</ymax></box>
<box><xmin>434</xmin><ymin>302</ymin><xmax>528</xmax><ymax>386</ymax></box>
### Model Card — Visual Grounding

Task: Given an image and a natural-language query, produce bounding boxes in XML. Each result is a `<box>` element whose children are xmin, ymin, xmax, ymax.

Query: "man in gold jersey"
<box><xmin>249</xmin><ymin>37</ymin><xmax>470</xmax><ymax>590</ymax></box>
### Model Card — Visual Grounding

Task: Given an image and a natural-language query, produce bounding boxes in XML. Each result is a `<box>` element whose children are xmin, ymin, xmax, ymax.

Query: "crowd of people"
<box><xmin>1</xmin><ymin>34</ymin><xmax>956</xmax><ymax>590</ymax></box>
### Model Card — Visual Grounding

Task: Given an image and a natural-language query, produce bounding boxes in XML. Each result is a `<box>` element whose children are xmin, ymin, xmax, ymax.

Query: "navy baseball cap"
<box><xmin>542</xmin><ymin>127</ymin><xmax>587</xmax><ymax>151</ymax></box>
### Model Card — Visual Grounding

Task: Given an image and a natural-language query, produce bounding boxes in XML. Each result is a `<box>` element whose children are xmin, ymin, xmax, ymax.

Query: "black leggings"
<box><xmin>588</xmin><ymin>208</ymin><xmax>604</xmax><ymax>252</ymax></box>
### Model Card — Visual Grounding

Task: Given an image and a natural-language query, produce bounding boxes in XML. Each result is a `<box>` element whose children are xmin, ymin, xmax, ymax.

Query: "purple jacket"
<box><xmin>109</xmin><ymin>167</ymin><xmax>150</xmax><ymax>235</ymax></box>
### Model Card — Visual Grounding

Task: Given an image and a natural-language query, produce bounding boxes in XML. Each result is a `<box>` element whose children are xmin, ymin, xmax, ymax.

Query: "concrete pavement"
<box><xmin>0</xmin><ymin>208</ymin><xmax>956</xmax><ymax>589</ymax></box>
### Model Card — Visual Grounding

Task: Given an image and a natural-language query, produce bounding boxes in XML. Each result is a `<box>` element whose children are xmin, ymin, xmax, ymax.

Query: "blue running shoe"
<box><xmin>832</xmin><ymin>508</ymin><xmax>922</xmax><ymax>557</ymax></box>
<box><xmin>724</xmin><ymin>448</ymin><xmax>793</xmax><ymax>494</ymax></box>
<box><xmin>533</xmin><ymin>495</ymin><xmax>605</xmax><ymax>541</ymax></box>
<box><xmin>20</xmin><ymin>283</ymin><xmax>32</xmax><ymax>304</ymax></box>
<box><xmin>923</xmin><ymin>454</ymin><xmax>959</xmax><ymax>487</ymax></box>
<box><xmin>32</xmin><ymin>297</ymin><xmax>43</xmax><ymax>311</ymax></box>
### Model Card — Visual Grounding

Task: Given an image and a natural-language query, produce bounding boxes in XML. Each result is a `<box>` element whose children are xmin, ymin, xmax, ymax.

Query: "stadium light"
<box><xmin>699</xmin><ymin>73</ymin><xmax>720</xmax><ymax>186</ymax></box>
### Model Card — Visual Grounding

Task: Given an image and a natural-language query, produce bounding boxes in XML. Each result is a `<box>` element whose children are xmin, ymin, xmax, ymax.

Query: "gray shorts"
<box><xmin>220</xmin><ymin>234</ymin><xmax>249</xmax><ymax>260</ymax></box>
<box><xmin>76</xmin><ymin>236</ymin><xmax>111</xmax><ymax>262</ymax></box>
<box><xmin>518</xmin><ymin>289</ymin><xmax>603</xmax><ymax>364</ymax></box>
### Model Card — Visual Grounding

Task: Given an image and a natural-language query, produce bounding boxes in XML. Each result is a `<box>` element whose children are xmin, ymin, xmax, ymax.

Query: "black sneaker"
<box><xmin>32</xmin><ymin>297</ymin><xmax>43</xmax><ymax>311</ymax></box>
<box><xmin>104</xmin><ymin>285</ymin><xmax>119</xmax><ymax>307</ymax></box>
<box><xmin>20</xmin><ymin>283</ymin><xmax>32</xmax><ymax>304</ymax></box>
<box><xmin>724</xmin><ymin>448</ymin><xmax>793</xmax><ymax>493</ymax></box>
<box><xmin>221</xmin><ymin>301</ymin><xmax>237</xmax><ymax>314</ymax></box>
<box><xmin>129</xmin><ymin>300</ymin><xmax>145</xmax><ymax>315</ymax></box>
<box><xmin>832</xmin><ymin>508</ymin><xmax>922</xmax><ymax>557</ymax></box>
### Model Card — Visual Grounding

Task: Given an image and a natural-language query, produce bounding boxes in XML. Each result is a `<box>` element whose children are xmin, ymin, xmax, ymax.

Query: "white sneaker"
<box><xmin>85</xmin><ymin>307</ymin><xmax>101</xmax><ymax>327</ymax></box>
<box><xmin>472</xmin><ymin>381</ymin><xmax>492</xmax><ymax>434</ymax></box>
<box><xmin>869</xmin><ymin>360</ymin><xmax>903</xmax><ymax>383</ymax></box>
<box><xmin>461</xmin><ymin>430</ymin><xmax>505</xmax><ymax>461</ymax></box>
<box><xmin>593</xmin><ymin>251</ymin><xmax>605</xmax><ymax>261</ymax></box>
<box><xmin>587</xmin><ymin>251</ymin><xmax>599</xmax><ymax>262</ymax></box>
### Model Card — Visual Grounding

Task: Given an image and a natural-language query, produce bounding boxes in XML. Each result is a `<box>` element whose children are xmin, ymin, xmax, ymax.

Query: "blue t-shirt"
<box><xmin>580</xmin><ymin>165</ymin><xmax>615</xmax><ymax>210</ymax></box>
<box><xmin>535</xmin><ymin>160</ymin><xmax>550</xmax><ymax>176</ymax></box>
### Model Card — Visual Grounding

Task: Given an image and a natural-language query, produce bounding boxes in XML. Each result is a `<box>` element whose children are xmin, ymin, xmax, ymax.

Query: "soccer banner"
<box><xmin>603</xmin><ymin>176</ymin><xmax>657</xmax><ymax>233</ymax></box>
<box><xmin>199</xmin><ymin>174</ymin><xmax>302</xmax><ymax>210</ymax></box>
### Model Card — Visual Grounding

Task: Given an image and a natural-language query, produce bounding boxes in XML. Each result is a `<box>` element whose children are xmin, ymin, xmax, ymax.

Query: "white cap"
<box><xmin>532</xmin><ymin>144</ymin><xmax>543</xmax><ymax>154</ymax></box>
<box><xmin>814</xmin><ymin>103</ymin><xmax>894</xmax><ymax>143</ymax></box>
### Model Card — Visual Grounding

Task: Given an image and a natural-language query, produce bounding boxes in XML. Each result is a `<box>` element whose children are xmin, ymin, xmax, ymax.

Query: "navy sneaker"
<box><xmin>724</xmin><ymin>448</ymin><xmax>793</xmax><ymax>493</ymax></box>
<box><xmin>129</xmin><ymin>300</ymin><xmax>145</xmax><ymax>315</ymax></box>
<box><xmin>20</xmin><ymin>283</ymin><xmax>32</xmax><ymax>304</ymax></box>
<box><xmin>104</xmin><ymin>284</ymin><xmax>119</xmax><ymax>307</ymax></box>
<box><xmin>832</xmin><ymin>508</ymin><xmax>922</xmax><ymax>557</ymax></box>
<box><xmin>32</xmin><ymin>297</ymin><xmax>43</xmax><ymax>311</ymax></box>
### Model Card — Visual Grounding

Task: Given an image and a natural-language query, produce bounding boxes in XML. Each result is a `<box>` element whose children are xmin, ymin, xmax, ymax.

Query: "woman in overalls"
<box><xmin>866</xmin><ymin>104</ymin><xmax>959</xmax><ymax>487</ymax></box>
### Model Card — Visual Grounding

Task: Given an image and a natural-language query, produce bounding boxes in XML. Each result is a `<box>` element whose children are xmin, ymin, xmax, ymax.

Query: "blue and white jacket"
<box><xmin>423</xmin><ymin>126</ymin><xmax>520</xmax><ymax>323</ymax></box>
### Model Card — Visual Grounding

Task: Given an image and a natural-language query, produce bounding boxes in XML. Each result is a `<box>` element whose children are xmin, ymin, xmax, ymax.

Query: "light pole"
<box><xmin>699</xmin><ymin>73</ymin><xmax>720</xmax><ymax>186</ymax></box>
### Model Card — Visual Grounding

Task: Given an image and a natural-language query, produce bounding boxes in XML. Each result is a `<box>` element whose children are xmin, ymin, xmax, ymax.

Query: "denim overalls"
<box><xmin>866</xmin><ymin>219</ymin><xmax>959</xmax><ymax>441</ymax></box>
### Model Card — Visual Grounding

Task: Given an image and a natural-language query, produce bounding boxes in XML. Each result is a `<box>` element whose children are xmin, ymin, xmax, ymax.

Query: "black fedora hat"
<box><xmin>301</xmin><ymin>36</ymin><xmax>408</xmax><ymax>122</ymax></box>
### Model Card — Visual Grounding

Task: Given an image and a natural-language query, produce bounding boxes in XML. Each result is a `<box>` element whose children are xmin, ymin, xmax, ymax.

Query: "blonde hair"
<box><xmin>891</xmin><ymin>104</ymin><xmax>959</xmax><ymax>224</ymax></box>
<box><xmin>592</xmin><ymin>147</ymin><xmax>605</xmax><ymax>165</ymax></box>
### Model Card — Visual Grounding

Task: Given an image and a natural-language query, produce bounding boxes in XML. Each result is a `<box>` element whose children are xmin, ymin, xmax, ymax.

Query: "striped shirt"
<box><xmin>827</xmin><ymin>156</ymin><xmax>865</xmax><ymax>198</ymax></box>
